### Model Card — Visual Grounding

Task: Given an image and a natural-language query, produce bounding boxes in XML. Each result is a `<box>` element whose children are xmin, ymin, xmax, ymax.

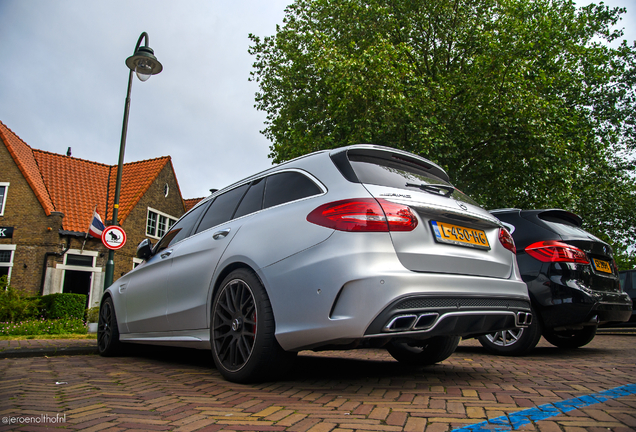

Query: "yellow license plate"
<box><xmin>430</xmin><ymin>221</ymin><xmax>490</xmax><ymax>250</ymax></box>
<box><xmin>593</xmin><ymin>258</ymin><xmax>612</xmax><ymax>274</ymax></box>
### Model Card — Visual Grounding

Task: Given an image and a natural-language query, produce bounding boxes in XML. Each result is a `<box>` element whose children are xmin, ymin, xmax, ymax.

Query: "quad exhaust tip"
<box><xmin>517</xmin><ymin>311</ymin><xmax>532</xmax><ymax>326</ymax></box>
<box><xmin>383</xmin><ymin>313</ymin><xmax>439</xmax><ymax>332</ymax></box>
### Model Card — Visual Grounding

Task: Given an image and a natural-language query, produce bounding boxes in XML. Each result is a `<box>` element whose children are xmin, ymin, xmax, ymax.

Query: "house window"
<box><xmin>0</xmin><ymin>244</ymin><xmax>16</xmax><ymax>281</ymax></box>
<box><xmin>0</xmin><ymin>183</ymin><xmax>8</xmax><ymax>216</ymax></box>
<box><xmin>66</xmin><ymin>254</ymin><xmax>95</xmax><ymax>267</ymax></box>
<box><xmin>146</xmin><ymin>208</ymin><xmax>177</xmax><ymax>239</ymax></box>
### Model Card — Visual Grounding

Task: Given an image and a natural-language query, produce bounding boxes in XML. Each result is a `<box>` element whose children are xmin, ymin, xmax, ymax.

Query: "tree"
<box><xmin>249</xmin><ymin>0</ymin><xmax>636</xmax><ymax>268</ymax></box>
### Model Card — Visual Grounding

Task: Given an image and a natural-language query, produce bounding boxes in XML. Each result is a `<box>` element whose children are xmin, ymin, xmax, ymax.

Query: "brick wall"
<box><xmin>2</xmin><ymin>140</ymin><xmax>186</xmax><ymax>297</ymax></box>
<box><xmin>0</xmin><ymin>143</ymin><xmax>63</xmax><ymax>295</ymax></box>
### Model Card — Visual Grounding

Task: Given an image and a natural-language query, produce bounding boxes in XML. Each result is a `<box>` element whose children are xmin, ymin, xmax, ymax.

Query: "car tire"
<box><xmin>477</xmin><ymin>308</ymin><xmax>542</xmax><ymax>356</ymax></box>
<box><xmin>542</xmin><ymin>325</ymin><xmax>597</xmax><ymax>349</ymax></box>
<box><xmin>97</xmin><ymin>297</ymin><xmax>122</xmax><ymax>357</ymax></box>
<box><xmin>210</xmin><ymin>268</ymin><xmax>296</xmax><ymax>383</ymax></box>
<box><xmin>386</xmin><ymin>335</ymin><xmax>460</xmax><ymax>365</ymax></box>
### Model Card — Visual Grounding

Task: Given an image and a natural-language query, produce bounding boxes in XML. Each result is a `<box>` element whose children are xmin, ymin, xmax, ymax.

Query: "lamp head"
<box><xmin>126</xmin><ymin>46</ymin><xmax>163</xmax><ymax>82</ymax></box>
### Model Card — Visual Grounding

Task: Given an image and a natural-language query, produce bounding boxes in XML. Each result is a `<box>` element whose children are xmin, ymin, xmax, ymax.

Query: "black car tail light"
<box><xmin>525</xmin><ymin>240</ymin><xmax>590</xmax><ymax>264</ymax></box>
<box><xmin>498</xmin><ymin>227</ymin><xmax>516</xmax><ymax>254</ymax></box>
<box><xmin>307</xmin><ymin>198</ymin><xmax>418</xmax><ymax>232</ymax></box>
<box><xmin>613</xmin><ymin>260</ymin><xmax>619</xmax><ymax>276</ymax></box>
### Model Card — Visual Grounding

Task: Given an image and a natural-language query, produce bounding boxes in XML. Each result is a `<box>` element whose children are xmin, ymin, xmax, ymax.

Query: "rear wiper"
<box><xmin>405</xmin><ymin>182</ymin><xmax>455</xmax><ymax>198</ymax></box>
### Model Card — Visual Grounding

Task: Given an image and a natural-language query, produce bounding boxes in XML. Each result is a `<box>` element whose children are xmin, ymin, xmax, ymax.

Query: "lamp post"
<box><xmin>104</xmin><ymin>32</ymin><xmax>163</xmax><ymax>289</ymax></box>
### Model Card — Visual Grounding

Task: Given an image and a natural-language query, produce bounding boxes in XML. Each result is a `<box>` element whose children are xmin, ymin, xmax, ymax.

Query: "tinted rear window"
<box><xmin>195</xmin><ymin>184</ymin><xmax>249</xmax><ymax>234</ymax></box>
<box><xmin>538</xmin><ymin>214</ymin><xmax>599</xmax><ymax>240</ymax></box>
<box><xmin>263</xmin><ymin>172</ymin><xmax>322</xmax><ymax>209</ymax></box>
<box><xmin>234</xmin><ymin>178</ymin><xmax>265</xmax><ymax>219</ymax></box>
<box><xmin>349</xmin><ymin>154</ymin><xmax>479</xmax><ymax>206</ymax></box>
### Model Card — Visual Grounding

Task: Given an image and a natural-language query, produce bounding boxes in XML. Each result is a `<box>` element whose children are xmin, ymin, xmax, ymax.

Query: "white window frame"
<box><xmin>146</xmin><ymin>207</ymin><xmax>177</xmax><ymax>240</ymax></box>
<box><xmin>63</xmin><ymin>250</ymin><xmax>97</xmax><ymax>269</ymax></box>
<box><xmin>0</xmin><ymin>244</ymin><xmax>16</xmax><ymax>282</ymax></box>
<box><xmin>0</xmin><ymin>182</ymin><xmax>9</xmax><ymax>216</ymax></box>
<box><xmin>132</xmin><ymin>257</ymin><xmax>143</xmax><ymax>269</ymax></box>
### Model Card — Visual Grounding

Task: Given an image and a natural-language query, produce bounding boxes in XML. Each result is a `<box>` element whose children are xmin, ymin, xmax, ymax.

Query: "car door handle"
<box><xmin>160</xmin><ymin>250</ymin><xmax>173</xmax><ymax>259</ymax></box>
<box><xmin>213</xmin><ymin>228</ymin><xmax>231</xmax><ymax>240</ymax></box>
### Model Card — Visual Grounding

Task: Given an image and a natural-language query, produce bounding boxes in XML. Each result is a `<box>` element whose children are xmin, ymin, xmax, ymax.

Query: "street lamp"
<box><xmin>104</xmin><ymin>32</ymin><xmax>163</xmax><ymax>289</ymax></box>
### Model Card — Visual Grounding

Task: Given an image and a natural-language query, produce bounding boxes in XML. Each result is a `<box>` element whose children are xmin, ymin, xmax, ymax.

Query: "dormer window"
<box><xmin>0</xmin><ymin>183</ymin><xmax>8</xmax><ymax>216</ymax></box>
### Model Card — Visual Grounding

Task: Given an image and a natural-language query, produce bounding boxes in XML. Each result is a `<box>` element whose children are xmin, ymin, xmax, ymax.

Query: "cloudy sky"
<box><xmin>1</xmin><ymin>1</ymin><xmax>634</xmax><ymax>200</ymax></box>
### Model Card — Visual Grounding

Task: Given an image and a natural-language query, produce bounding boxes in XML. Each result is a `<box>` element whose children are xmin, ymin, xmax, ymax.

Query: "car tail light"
<box><xmin>307</xmin><ymin>198</ymin><xmax>418</xmax><ymax>232</ymax></box>
<box><xmin>498</xmin><ymin>227</ymin><xmax>516</xmax><ymax>254</ymax></box>
<box><xmin>525</xmin><ymin>240</ymin><xmax>590</xmax><ymax>264</ymax></box>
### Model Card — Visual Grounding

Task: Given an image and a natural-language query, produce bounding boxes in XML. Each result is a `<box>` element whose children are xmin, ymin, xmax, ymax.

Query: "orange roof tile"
<box><xmin>33</xmin><ymin>149</ymin><xmax>110</xmax><ymax>233</ymax></box>
<box><xmin>1</xmin><ymin>120</ymin><xmax>186</xmax><ymax>234</ymax></box>
<box><xmin>0</xmin><ymin>121</ymin><xmax>55</xmax><ymax>215</ymax></box>
<box><xmin>105</xmin><ymin>157</ymin><xmax>171</xmax><ymax>225</ymax></box>
<box><xmin>184</xmin><ymin>197</ymin><xmax>205</xmax><ymax>212</ymax></box>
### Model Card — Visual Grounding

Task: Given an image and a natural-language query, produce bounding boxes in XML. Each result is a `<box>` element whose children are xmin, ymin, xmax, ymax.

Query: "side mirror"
<box><xmin>136</xmin><ymin>238</ymin><xmax>153</xmax><ymax>260</ymax></box>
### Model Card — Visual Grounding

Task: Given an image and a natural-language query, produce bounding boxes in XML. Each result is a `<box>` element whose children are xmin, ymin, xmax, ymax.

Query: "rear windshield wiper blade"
<box><xmin>405</xmin><ymin>182</ymin><xmax>455</xmax><ymax>198</ymax></box>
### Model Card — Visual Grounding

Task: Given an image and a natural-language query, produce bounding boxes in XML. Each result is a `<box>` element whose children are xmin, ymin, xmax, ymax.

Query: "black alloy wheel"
<box><xmin>542</xmin><ymin>325</ymin><xmax>597</xmax><ymax>349</ymax></box>
<box><xmin>211</xmin><ymin>268</ymin><xmax>296</xmax><ymax>383</ymax></box>
<box><xmin>386</xmin><ymin>335</ymin><xmax>460</xmax><ymax>365</ymax></box>
<box><xmin>97</xmin><ymin>297</ymin><xmax>122</xmax><ymax>356</ymax></box>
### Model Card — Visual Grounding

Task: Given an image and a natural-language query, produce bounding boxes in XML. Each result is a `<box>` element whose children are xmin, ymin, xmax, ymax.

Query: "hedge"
<box><xmin>40</xmin><ymin>293</ymin><xmax>86</xmax><ymax>320</ymax></box>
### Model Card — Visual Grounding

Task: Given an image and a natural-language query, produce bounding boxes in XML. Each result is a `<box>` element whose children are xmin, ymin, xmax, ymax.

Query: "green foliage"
<box><xmin>40</xmin><ymin>293</ymin><xmax>86</xmax><ymax>321</ymax></box>
<box><xmin>249</xmin><ymin>0</ymin><xmax>636</xmax><ymax>262</ymax></box>
<box><xmin>85</xmin><ymin>307</ymin><xmax>99</xmax><ymax>323</ymax></box>
<box><xmin>0</xmin><ymin>276</ymin><xmax>41</xmax><ymax>322</ymax></box>
<box><xmin>0</xmin><ymin>318</ymin><xmax>87</xmax><ymax>336</ymax></box>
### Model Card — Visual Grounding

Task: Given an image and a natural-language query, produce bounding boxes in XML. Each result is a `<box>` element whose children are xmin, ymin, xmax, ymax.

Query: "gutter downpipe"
<box><xmin>40</xmin><ymin>238</ymin><xmax>71</xmax><ymax>295</ymax></box>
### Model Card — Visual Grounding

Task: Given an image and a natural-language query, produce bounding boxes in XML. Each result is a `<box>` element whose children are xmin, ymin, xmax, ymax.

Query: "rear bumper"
<box><xmin>260</xmin><ymin>232</ymin><xmax>530</xmax><ymax>351</ymax></box>
<box><xmin>365</xmin><ymin>296</ymin><xmax>531</xmax><ymax>338</ymax></box>
<box><xmin>526</xmin><ymin>265</ymin><xmax>632</xmax><ymax>328</ymax></box>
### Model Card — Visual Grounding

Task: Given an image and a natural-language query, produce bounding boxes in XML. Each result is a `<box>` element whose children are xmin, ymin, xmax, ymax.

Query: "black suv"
<box><xmin>477</xmin><ymin>209</ymin><xmax>632</xmax><ymax>355</ymax></box>
<box><xmin>618</xmin><ymin>270</ymin><xmax>636</xmax><ymax>324</ymax></box>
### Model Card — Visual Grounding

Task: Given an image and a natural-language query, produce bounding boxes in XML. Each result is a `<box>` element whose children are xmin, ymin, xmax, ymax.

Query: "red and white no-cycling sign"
<box><xmin>101</xmin><ymin>225</ymin><xmax>127</xmax><ymax>250</ymax></box>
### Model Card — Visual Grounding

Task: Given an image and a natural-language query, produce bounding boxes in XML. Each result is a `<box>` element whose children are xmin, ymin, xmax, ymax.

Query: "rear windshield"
<box><xmin>349</xmin><ymin>154</ymin><xmax>479</xmax><ymax>206</ymax></box>
<box><xmin>541</xmin><ymin>220</ymin><xmax>600</xmax><ymax>240</ymax></box>
<box><xmin>538</xmin><ymin>213</ymin><xmax>599</xmax><ymax>240</ymax></box>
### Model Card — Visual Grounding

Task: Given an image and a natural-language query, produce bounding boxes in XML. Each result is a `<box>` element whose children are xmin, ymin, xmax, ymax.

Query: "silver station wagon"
<box><xmin>98</xmin><ymin>144</ymin><xmax>531</xmax><ymax>382</ymax></box>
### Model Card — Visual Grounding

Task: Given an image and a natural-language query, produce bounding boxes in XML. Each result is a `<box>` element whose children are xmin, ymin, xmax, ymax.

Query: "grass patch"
<box><xmin>0</xmin><ymin>334</ymin><xmax>97</xmax><ymax>341</ymax></box>
<box><xmin>0</xmin><ymin>318</ymin><xmax>88</xmax><ymax>336</ymax></box>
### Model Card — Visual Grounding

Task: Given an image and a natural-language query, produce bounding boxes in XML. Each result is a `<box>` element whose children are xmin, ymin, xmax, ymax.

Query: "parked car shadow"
<box><xmin>455</xmin><ymin>343</ymin><xmax>610</xmax><ymax>359</ymax></box>
<box><xmin>114</xmin><ymin>343</ymin><xmax>456</xmax><ymax>381</ymax></box>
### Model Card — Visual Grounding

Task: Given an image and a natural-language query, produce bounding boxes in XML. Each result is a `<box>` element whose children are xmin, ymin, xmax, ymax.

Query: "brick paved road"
<box><xmin>1</xmin><ymin>334</ymin><xmax>635</xmax><ymax>431</ymax></box>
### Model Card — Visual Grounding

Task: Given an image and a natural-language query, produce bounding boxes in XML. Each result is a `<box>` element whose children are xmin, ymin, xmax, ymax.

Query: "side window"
<box><xmin>263</xmin><ymin>172</ymin><xmax>322</xmax><ymax>209</ymax></box>
<box><xmin>154</xmin><ymin>202</ymin><xmax>208</xmax><ymax>252</ymax></box>
<box><xmin>195</xmin><ymin>184</ymin><xmax>249</xmax><ymax>234</ymax></box>
<box><xmin>234</xmin><ymin>178</ymin><xmax>265</xmax><ymax>219</ymax></box>
<box><xmin>0</xmin><ymin>183</ymin><xmax>8</xmax><ymax>216</ymax></box>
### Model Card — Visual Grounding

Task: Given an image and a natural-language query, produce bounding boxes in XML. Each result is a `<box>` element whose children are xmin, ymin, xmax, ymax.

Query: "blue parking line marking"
<box><xmin>451</xmin><ymin>383</ymin><xmax>636</xmax><ymax>432</ymax></box>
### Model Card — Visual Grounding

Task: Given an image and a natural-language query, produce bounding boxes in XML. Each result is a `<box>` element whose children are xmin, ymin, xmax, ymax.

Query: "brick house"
<box><xmin>0</xmin><ymin>120</ymin><xmax>189</xmax><ymax>308</ymax></box>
